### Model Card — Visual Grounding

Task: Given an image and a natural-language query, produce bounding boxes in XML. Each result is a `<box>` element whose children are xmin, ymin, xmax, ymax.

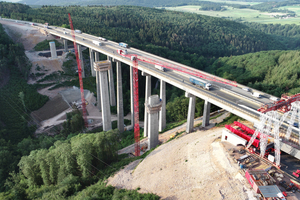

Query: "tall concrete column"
<box><xmin>142</xmin><ymin>72</ymin><xmax>151</xmax><ymax>137</ymax></box>
<box><xmin>49</xmin><ymin>41</ymin><xmax>57</xmax><ymax>58</ymax></box>
<box><xmin>130</xmin><ymin>66</ymin><xmax>134</xmax><ymax>128</ymax></box>
<box><xmin>146</xmin><ymin>95</ymin><xmax>162</xmax><ymax>150</ymax></box>
<box><xmin>159</xmin><ymin>80</ymin><xmax>166</xmax><ymax>132</ymax></box>
<box><xmin>107</xmin><ymin>56</ymin><xmax>116</xmax><ymax>106</ymax></box>
<box><xmin>202</xmin><ymin>100</ymin><xmax>211</xmax><ymax>127</ymax></box>
<box><xmin>89</xmin><ymin>48</ymin><xmax>95</xmax><ymax>77</ymax></box>
<box><xmin>77</xmin><ymin>44</ymin><xmax>85</xmax><ymax>78</ymax></box>
<box><xmin>185</xmin><ymin>92</ymin><xmax>196</xmax><ymax>133</ymax></box>
<box><xmin>116</xmin><ymin>61</ymin><xmax>124</xmax><ymax>133</ymax></box>
<box><xmin>94</xmin><ymin>52</ymin><xmax>101</xmax><ymax>110</ymax></box>
<box><xmin>63</xmin><ymin>40</ymin><xmax>68</xmax><ymax>52</ymax></box>
<box><xmin>94</xmin><ymin>60</ymin><xmax>112</xmax><ymax>131</ymax></box>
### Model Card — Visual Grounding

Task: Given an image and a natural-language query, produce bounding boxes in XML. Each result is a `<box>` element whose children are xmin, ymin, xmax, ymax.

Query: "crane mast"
<box><xmin>68</xmin><ymin>13</ymin><xmax>88</xmax><ymax>127</ymax></box>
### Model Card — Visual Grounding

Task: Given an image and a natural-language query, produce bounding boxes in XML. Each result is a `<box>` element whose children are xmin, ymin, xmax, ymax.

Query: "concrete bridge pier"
<box><xmin>202</xmin><ymin>100</ymin><xmax>211</xmax><ymax>127</ymax></box>
<box><xmin>116</xmin><ymin>61</ymin><xmax>124</xmax><ymax>133</ymax></box>
<box><xmin>107</xmin><ymin>56</ymin><xmax>116</xmax><ymax>106</ymax></box>
<box><xmin>130</xmin><ymin>66</ymin><xmax>134</xmax><ymax>128</ymax></box>
<box><xmin>146</xmin><ymin>95</ymin><xmax>162</xmax><ymax>150</ymax></box>
<box><xmin>185</xmin><ymin>92</ymin><xmax>196</xmax><ymax>133</ymax></box>
<box><xmin>89</xmin><ymin>48</ymin><xmax>95</xmax><ymax>77</ymax></box>
<box><xmin>94</xmin><ymin>52</ymin><xmax>101</xmax><ymax>110</ymax></box>
<box><xmin>94</xmin><ymin>60</ymin><xmax>112</xmax><ymax>131</ymax></box>
<box><xmin>159</xmin><ymin>80</ymin><xmax>166</xmax><ymax>132</ymax></box>
<box><xmin>142</xmin><ymin>72</ymin><xmax>151</xmax><ymax>137</ymax></box>
<box><xmin>77</xmin><ymin>44</ymin><xmax>85</xmax><ymax>78</ymax></box>
<box><xmin>49</xmin><ymin>41</ymin><xmax>57</xmax><ymax>58</ymax></box>
<box><xmin>63</xmin><ymin>40</ymin><xmax>68</xmax><ymax>52</ymax></box>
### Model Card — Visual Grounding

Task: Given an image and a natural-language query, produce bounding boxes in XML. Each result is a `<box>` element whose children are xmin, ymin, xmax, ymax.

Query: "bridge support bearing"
<box><xmin>185</xmin><ymin>92</ymin><xmax>196</xmax><ymax>133</ymax></box>
<box><xmin>94</xmin><ymin>52</ymin><xmax>101</xmax><ymax>110</ymax></box>
<box><xmin>130</xmin><ymin>66</ymin><xmax>134</xmax><ymax>128</ymax></box>
<box><xmin>116</xmin><ymin>61</ymin><xmax>124</xmax><ymax>133</ymax></box>
<box><xmin>77</xmin><ymin>44</ymin><xmax>85</xmax><ymax>78</ymax></box>
<box><xmin>63</xmin><ymin>40</ymin><xmax>68</xmax><ymax>52</ymax></box>
<box><xmin>89</xmin><ymin>48</ymin><xmax>95</xmax><ymax>77</ymax></box>
<box><xmin>146</xmin><ymin>95</ymin><xmax>162</xmax><ymax>150</ymax></box>
<box><xmin>142</xmin><ymin>72</ymin><xmax>151</xmax><ymax>137</ymax></box>
<box><xmin>159</xmin><ymin>80</ymin><xmax>166</xmax><ymax>132</ymax></box>
<box><xmin>108</xmin><ymin>56</ymin><xmax>116</xmax><ymax>106</ymax></box>
<box><xmin>94</xmin><ymin>60</ymin><xmax>112</xmax><ymax>131</ymax></box>
<box><xmin>49</xmin><ymin>41</ymin><xmax>57</xmax><ymax>58</ymax></box>
<box><xmin>202</xmin><ymin>100</ymin><xmax>211</xmax><ymax>127</ymax></box>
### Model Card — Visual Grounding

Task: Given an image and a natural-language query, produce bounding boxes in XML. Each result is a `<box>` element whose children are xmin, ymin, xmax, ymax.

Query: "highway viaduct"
<box><xmin>3</xmin><ymin>18</ymin><xmax>300</xmax><ymax>159</ymax></box>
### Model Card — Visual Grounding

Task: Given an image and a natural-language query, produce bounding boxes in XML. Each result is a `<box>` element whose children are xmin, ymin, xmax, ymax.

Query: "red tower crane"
<box><xmin>68</xmin><ymin>13</ymin><xmax>88</xmax><ymax>127</ymax></box>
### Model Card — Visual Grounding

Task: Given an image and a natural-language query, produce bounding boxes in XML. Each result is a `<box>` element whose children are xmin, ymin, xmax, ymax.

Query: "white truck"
<box><xmin>155</xmin><ymin>64</ymin><xmax>165</xmax><ymax>72</ymax></box>
<box><xmin>93</xmin><ymin>40</ymin><xmax>102</xmax><ymax>46</ymax></box>
<box><xmin>252</xmin><ymin>92</ymin><xmax>261</xmax><ymax>98</ymax></box>
<box><xmin>98</xmin><ymin>37</ymin><xmax>107</xmax><ymax>41</ymax></box>
<box><xmin>75</xmin><ymin>29</ymin><xmax>82</xmax><ymax>34</ymax></box>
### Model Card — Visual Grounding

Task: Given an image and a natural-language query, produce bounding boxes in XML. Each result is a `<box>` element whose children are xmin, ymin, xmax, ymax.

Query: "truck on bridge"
<box><xmin>155</xmin><ymin>64</ymin><xmax>165</xmax><ymax>72</ymax></box>
<box><xmin>75</xmin><ymin>29</ymin><xmax>82</xmax><ymax>34</ymax></box>
<box><xmin>189</xmin><ymin>76</ymin><xmax>212</xmax><ymax>90</ymax></box>
<box><xmin>119</xmin><ymin>42</ymin><xmax>128</xmax><ymax>48</ymax></box>
<box><xmin>93</xmin><ymin>40</ymin><xmax>102</xmax><ymax>46</ymax></box>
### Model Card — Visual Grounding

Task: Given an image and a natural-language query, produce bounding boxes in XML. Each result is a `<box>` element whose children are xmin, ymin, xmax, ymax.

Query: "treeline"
<box><xmin>0</xmin><ymin>23</ymin><xmax>49</xmax><ymax>191</ymax></box>
<box><xmin>7</xmin><ymin>5</ymin><xmax>289</xmax><ymax>58</ymax></box>
<box><xmin>207</xmin><ymin>50</ymin><xmax>300</xmax><ymax>97</ymax></box>
<box><xmin>19</xmin><ymin>0</ymin><xmax>200</xmax><ymax>7</ymax></box>
<box><xmin>250</xmin><ymin>0</ymin><xmax>299</xmax><ymax>13</ymax></box>
<box><xmin>1</xmin><ymin>129</ymin><xmax>160</xmax><ymax>199</ymax></box>
<box><xmin>244</xmin><ymin>22</ymin><xmax>300</xmax><ymax>50</ymax></box>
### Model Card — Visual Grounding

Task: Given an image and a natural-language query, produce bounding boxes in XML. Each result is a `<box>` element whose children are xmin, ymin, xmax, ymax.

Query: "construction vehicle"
<box><xmin>155</xmin><ymin>64</ymin><xmax>165</xmax><ymax>72</ymax></box>
<box><xmin>189</xmin><ymin>76</ymin><xmax>212</xmax><ymax>90</ymax></box>
<box><xmin>119</xmin><ymin>42</ymin><xmax>128</xmax><ymax>48</ymax></box>
<box><xmin>75</xmin><ymin>29</ymin><xmax>82</xmax><ymax>34</ymax></box>
<box><xmin>92</xmin><ymin>40</ymin><xmax>102</xmax><ymax>46</ymax></box>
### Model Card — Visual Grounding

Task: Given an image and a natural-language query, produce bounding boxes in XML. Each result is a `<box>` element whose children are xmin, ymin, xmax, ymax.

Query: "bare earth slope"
<box><xmin>108</xmin><ymin>128</ymin><xmax>257</xmax><ymax>200</ymax></box>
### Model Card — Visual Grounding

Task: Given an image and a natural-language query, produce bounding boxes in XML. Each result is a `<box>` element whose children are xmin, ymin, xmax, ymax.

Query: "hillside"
<box><xmin>6</xmin><ymin>4</ymin><xmax>289</xmax><ymax>59</ymax></box>
<box><xmin>207</xmin><ymin>50</ymin><xmax>300</xmax><ymax>97</ymax></box>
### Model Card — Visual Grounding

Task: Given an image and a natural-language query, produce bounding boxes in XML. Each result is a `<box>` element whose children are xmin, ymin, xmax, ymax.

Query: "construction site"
<box><xmin>3</xmin><ymin>18</ymin><xmax>300</xmax><ymax>200</ymax></box>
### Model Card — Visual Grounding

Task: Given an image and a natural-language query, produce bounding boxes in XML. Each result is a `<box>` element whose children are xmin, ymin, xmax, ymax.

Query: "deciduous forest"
<box><xmin>1</xmin><ymin>2</ymin><xmax>300</xmax><ymax>199</ymax></box>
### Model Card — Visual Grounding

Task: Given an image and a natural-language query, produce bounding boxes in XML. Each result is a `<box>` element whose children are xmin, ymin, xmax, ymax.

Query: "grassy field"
<box><xmin>163</xmin><ymin>4</ymin><xmax>300</xmax><ymax>25</ymax></box>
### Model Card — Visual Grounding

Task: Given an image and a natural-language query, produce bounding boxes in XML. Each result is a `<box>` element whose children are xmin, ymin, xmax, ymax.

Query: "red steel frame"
<box><xmin>258</xmin><ymin>93</ymin><xmax>300</xmax><ymax>113</ymax></box>
<box><xmin>68</xmin><ymin>13</ymin><xmax>88</xmax><ymax>127</ymax></box>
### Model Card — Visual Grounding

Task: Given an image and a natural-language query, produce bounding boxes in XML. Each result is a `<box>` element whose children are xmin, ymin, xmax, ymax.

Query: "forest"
<box><xmin>207</xmin><ymin>50</ymin><xmax>300</xmax><ymax>97</ymax></box>
<box><xmin>1</xmin><ymin>1</ymin><xmax>300</xmax><ymax>199</ymax></box>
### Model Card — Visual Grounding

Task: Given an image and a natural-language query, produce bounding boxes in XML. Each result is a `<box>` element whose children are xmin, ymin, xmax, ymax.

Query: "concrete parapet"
<box><xmin>142</xmin><ymin>72</ymin><xmax>151</xmax><ymax>137</ymax></box>
<box><xmin>49</xmin><ymin>41</ymin><xmax>57</xmax><ymax>58</ymax></box>
<box><xmin>146</xmin><ymin>95</ymin><xmax>162</xmax><ymax>150</ymax></box>
<box><xmin>185</xmin><ymin>92</ymin><xmax>196</xmax><ymax>133</ymax></box>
